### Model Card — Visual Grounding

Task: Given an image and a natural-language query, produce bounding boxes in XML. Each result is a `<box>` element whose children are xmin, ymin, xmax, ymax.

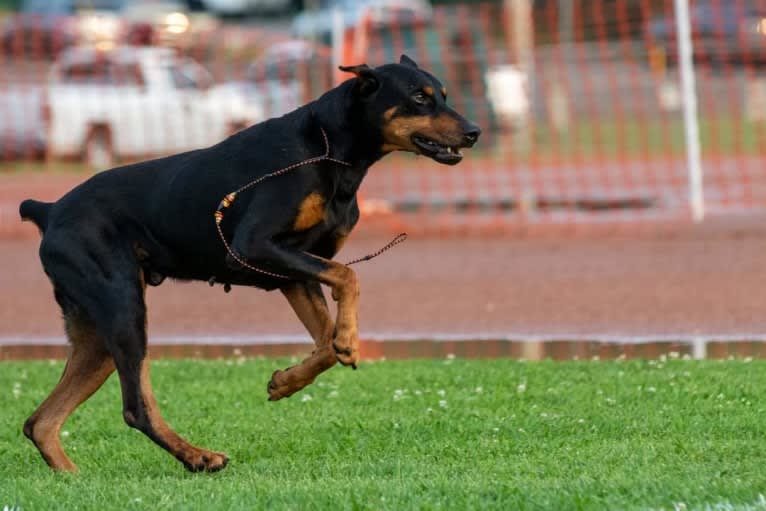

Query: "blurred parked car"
<box><xmin>122</xmin><ymin>1</ymin><xmax>219</xmax><ymax>52</ymax></box>
<box><xmin>646</xmin><ymin>0</ymin><xmax>766</xmax><ymax>66</ymax></box>
<box><xmin>1</xmin><ymin>0</ymin><xmax>121</xmax><ymax>57</ymax></box>
<box><xmin>0</xmin><ymin>87</ymin><xmax>47</xmax><ymax>159</ymax></box>
<box><xmin>44</xmin><ymin>46</ymin><xmax>264</xmax><ymax>169</ymax></box>
<box><xmin>201</xmin><ymin>0</ymin><xmax>294</xmax><ymax>17</ymax></box>
<box><xmin>245</xmin><ymin>39</ymin><xmax>332</xmax><ymax>116</ymax></box>
<box><xmin>2</xmin><ymin>0</ymin><xmax>218</xmax><ymax>58</ymax></box>
<box><xmin>292</xmin><ymin>0</ymin><xmax>431</xmax><ymax>44</ymax></box>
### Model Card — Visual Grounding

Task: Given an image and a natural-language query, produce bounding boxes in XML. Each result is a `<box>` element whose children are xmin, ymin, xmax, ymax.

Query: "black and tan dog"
<box><xmin>19</xmin><ymin>55</ymin><xmax>480</xmax><ymax>473</ymax></box>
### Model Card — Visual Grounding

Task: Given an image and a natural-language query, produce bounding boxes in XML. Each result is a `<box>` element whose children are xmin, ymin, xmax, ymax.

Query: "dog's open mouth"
<box><xmin>412</xmin><ymin>135</ymin><xmax>464</xmax><ymax>165</ymax></box>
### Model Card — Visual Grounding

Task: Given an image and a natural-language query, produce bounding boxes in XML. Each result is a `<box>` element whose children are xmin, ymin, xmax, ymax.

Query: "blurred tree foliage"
<box><xmin>0</xmin><ymin>0</ymin><xmax>19</xmax><ymax>11</ymax></box>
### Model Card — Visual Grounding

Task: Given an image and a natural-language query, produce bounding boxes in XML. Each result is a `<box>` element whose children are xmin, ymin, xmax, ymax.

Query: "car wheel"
<box><xmin>83</xmin><ymin>127</ymin><xmax>115</xmax><ymax>171</ymax></box>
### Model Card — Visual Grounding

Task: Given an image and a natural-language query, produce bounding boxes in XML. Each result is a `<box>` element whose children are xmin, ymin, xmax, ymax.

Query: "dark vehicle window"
<box><xmin>73</xmin><ymin>0</ymin><xmax>125</xmax><ymax>10</ymax></box>
<box><xmin>59</xmin><ymin>59</ymin><xmax>143</xmax><ymax>86</ymax></box>
<box><xmin>21</xmin><ymin>0</ymin><xmax>74</xmax><ymax>14</ymax></box>
<box><xmin>168</xmin><ymin>62</ymin><xmax>210</xmax><ymax>90</ymax></box>
<box><xmin>112</xmin><ymin>63</ymin><xmax>145</xmax><ymax>87</ymax></box>
<box><xmin>60</xmin><ymin>60</ymin><xmax>113</xmax><ymax>84</ymax></box>
<box><xmin>22</xmin><ymin>0</ymin><xmax>124</xmax><ymax>13</ymax></box>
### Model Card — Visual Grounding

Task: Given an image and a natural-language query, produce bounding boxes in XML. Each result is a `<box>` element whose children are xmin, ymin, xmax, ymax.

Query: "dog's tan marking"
<box><xmin>281</xmin><ymin>282</ymin><xmax>334</xmax><ymax>345</ymax></box>
<box><xmin>381</xmin><ymin>110</ymin><xmax>464</xmax><ymax>154</ymax></box>
<box><xmin>268</xmin><ymin>346</ymin><xmax>337</xmax><ymax>401</ymax></box>
<box><xmin>270</xmin><ymin>282</ymin><xmax>337</xmax><ymax>400</ymax></box>
<box><xmin>317</xmin><ymin>262</ymin><xmax>359</xmax><ymax>367</ymax></box>
<box><xmin>441</xmin><ymin>87</ymin><xmax>447</xmax><ymax>98</ymax></box>
<box><xmin>431</xmin><ymin>113</ymin><xmax>463</xmax><ymax>133</ymax></box>
<box><xmin>423</xmin><ymin>85</ymin><xmax>434</xmax><ymax>97</ymax></box>
<box><xmin>294</xmin><ymin>192</ymin><xmax>325</xmax><ymax>231</ymax></box>
<box><xmin>24</xmin><ymin>318</ymin><xmax>114</xmax><ymax>472</ymax></box>
<box><xmin>137</xmin><ymin>360</ymin><xmax>228</xmax><ymax>471</ymax></box>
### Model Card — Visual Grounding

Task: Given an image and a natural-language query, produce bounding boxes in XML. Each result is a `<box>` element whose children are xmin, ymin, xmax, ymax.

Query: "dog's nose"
<box><xmin>463</xmin><ymin>126</ymin><xmax>481</xmax><ymax>146</ymax></box>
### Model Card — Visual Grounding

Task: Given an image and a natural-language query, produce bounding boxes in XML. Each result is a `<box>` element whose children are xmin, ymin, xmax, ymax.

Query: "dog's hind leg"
<box><xmin>23</xmin><ymin>317</ymin><xmax>114</xmax><ymax>472</ymax></box>
<box><xmin>268</xmin><ymin>281</ymin><xmax>337</xmax><ymax>401</ymax></box>
<box><xmin>103</xmin><ymin>269</ymin><xmax>229</xmax><ymax>473</ymax></box>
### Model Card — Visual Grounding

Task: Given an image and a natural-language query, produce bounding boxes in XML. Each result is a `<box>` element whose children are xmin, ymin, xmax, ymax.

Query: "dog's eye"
<box><xmin>412</xmin><ymin>92</ymin><xmax>431</xmax><ymax>105</ymax></box>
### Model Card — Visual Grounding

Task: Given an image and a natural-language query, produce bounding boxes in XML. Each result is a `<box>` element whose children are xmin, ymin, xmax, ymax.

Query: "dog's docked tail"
<box><xmin>20</xmin><ymin>199</ymin><xmax>53</xmax><ymax>234</ymax></box>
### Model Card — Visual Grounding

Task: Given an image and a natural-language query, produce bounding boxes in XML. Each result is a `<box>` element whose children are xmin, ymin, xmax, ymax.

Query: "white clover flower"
<box><xmin>301</xmin><ymin>394</ymin><xmax>313</xmax><ymax>402</ymax></box>
<box><xmin>438</xmin><ymin>400</ymin><xmax>447</xmax><ymax>408</ymax></box>
<box><xmin>446</xmin><ymin>353</ymin><xmax>456</xmax><ymax>360</ymax></box>
<box><xmin>517</xmin><ymin>382</ymin><xmax>527</xmax><ymax>394</ymax></box>
<box><xmin>328</xmin><ymin>390</ymin><xmax>339</xmax><ymax>398</ymax></box>
<box><xmin>475</xmin><ymin>386</ymin><xmax>483</xmax><ymax>394</ymax></box>
<box><xmin>437</xmin><ymin>389</ymin><xmax>446</xmax><ymax>397</ymax></box>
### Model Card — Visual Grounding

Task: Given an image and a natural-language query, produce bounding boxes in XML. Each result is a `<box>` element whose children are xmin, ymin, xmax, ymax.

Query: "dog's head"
<box><xmin>340</xmin><ymin>55</ymin><xmax>480</xmax><ymax>165</ymax></box>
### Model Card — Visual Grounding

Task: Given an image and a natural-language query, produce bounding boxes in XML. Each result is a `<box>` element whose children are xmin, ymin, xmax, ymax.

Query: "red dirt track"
<box><xmin>4</xmin><ymin>216</ymin><xmax>766</xmax><ymax>346</ymax></box>
<box><xmin>4</xmin><ymin>170</ymin><xmax>766</xmax><ymax>354</ymax></box>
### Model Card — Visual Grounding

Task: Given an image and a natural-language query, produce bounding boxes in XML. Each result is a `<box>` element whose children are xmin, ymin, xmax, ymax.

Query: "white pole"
<box><xmin>674</xmin><ymin>0</ymin><xmax>705</xmax><ymax>222</ymax></box>
<box><xmin>331</xmin><ymin>7</ymin><xmax>344</xmax><ymax>85</ymax></box>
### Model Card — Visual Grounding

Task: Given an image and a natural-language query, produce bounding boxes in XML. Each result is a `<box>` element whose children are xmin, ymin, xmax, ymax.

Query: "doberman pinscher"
<box><xmin>19</xmin><ymin>54</ymin><xmax>480</xmax><ymax>473</ymax></box>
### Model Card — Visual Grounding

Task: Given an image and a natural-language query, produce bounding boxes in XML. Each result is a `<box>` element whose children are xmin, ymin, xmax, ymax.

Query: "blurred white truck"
<box><xmin>45</xmin><ymin>45</ymin><xmax>263</xmax><ymax>169</ymax></box>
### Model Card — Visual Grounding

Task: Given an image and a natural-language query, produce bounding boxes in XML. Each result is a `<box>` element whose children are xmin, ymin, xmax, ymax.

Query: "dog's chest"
<box><xmin>283</xmin><ymin>193</ymin><xmax>359</xmax><ymax>254</ymax></box>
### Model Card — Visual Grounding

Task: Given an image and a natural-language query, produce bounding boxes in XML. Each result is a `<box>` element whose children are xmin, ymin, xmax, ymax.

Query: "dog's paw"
<box><xmin>332</xmin><ymin>330</ymin><xmax>359</xmax><ymax>368</ymax></box>
<box><xmin>267</xmin><ymin>369</ymin><xmax>294</xmax><ymax>401</ymax></box>
<box><xmin>179</xmin><ymin>448</ymin><xmax>229</xmax><ymax>473</ymax></box>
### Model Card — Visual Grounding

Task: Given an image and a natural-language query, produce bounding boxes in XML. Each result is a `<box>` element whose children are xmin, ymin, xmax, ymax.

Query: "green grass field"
<box><xmin>2</xmin><ymin>357</ymin><xmax>766</xmax><ymax>510</ymax></box>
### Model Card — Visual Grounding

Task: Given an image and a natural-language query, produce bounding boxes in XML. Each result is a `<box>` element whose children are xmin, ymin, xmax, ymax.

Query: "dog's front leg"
<box><xmin>228</xmin><ymin>236</ymin><xmax>361</xmax><ymax>368</ymax></box>
<box><xmin>268</xmin><ymin>281</ymin><xmax>336</xmax><ymax>401</ymax></box>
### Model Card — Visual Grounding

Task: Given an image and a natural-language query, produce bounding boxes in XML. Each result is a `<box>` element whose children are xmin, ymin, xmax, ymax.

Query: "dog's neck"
<box><xmin>308</xmin><ymin>81</ymin><xmax>386</xmax><ymax>171</ymax></box>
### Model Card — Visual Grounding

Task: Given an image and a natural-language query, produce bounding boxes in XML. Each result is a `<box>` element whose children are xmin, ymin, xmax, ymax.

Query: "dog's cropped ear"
<box><xmin>399</xmin><ymin>54</ymin><xmax>419</xmax><ymax>69</ymax></box>
<box><xmin>339</xmin><ymin>64</ymin><xmax>380</xmax><ymax>99</ymax></box>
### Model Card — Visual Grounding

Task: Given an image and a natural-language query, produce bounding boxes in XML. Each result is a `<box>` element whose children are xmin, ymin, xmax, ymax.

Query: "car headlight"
<box><xmin>164</xmin><ymin>12</ymin><xmax>190</xmax><ymax>35</ymax></box>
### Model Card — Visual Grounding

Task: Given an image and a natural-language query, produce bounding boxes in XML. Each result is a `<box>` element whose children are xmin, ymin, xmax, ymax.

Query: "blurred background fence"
<box><xmin>1</xmin><ymin>0</ymin><xmax>765</xmax><ymax>236</ymax></box>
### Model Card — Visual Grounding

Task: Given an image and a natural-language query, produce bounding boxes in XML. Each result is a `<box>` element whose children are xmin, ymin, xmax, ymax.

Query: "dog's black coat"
<box><xmin>19</xmin><ymin>55</ymin><xmax>479</xmax><ymax>472</ymax></box>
